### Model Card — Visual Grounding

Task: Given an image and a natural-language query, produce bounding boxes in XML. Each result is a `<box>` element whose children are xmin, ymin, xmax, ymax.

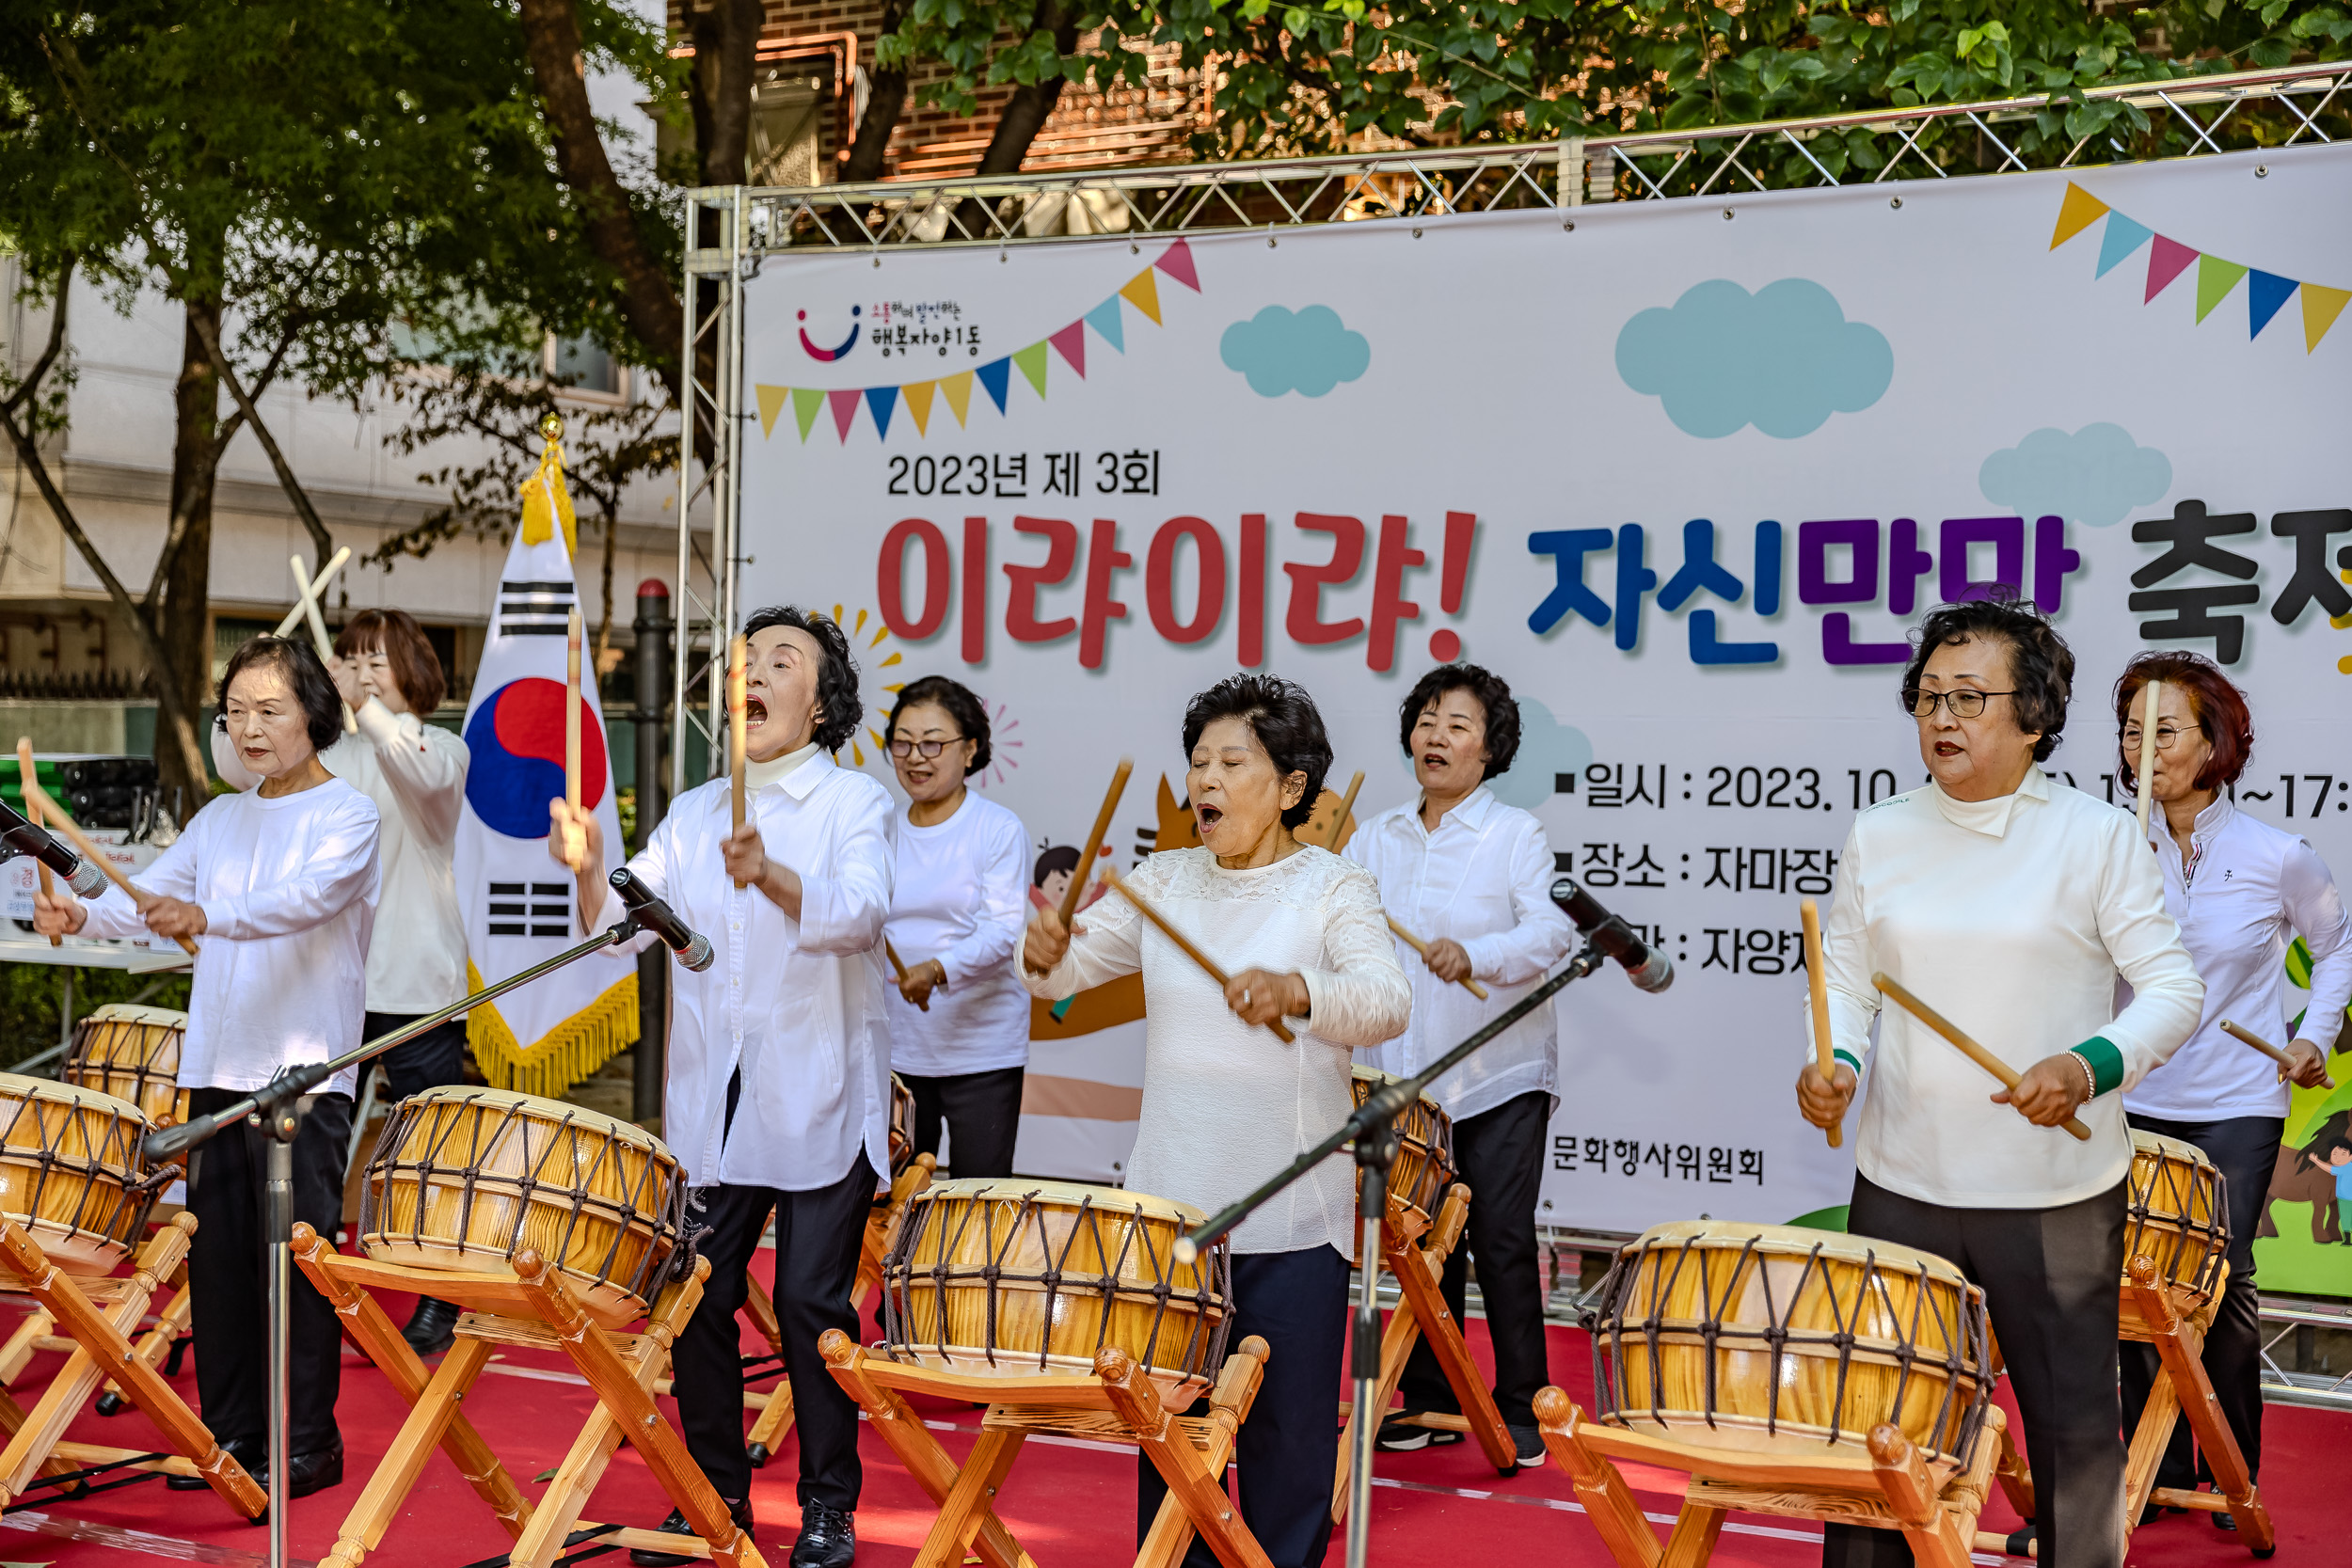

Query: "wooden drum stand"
<box><xmin>737</xmin><ymin>1151</ymin><xmax>935</xmax><ymax>1465</ymax></box>
<box><xmin>820</xmin><ymin>1326</ymin><xmax>1277</xmax><ymax>1568</ymax></box>
<box><xmin>291</xmin><ymin>1224</ymin><xmax>770</xmax><ymax>1568</ymax></box>
<box><xmin>1534</xmin><ymin>1388</ymin><xmax>2015</xmax><ymax>1568</ymax></box>
<box><xmin>0</xmin><ymin>1212</ymin><xmax>262</xmax><ymax>1517</ymax></box>
<box><xmin>1330</xmin><ymin>1180</ymin><xmax>1515</xmax><ymax>1519</ymax></box>
<box><xmin>2116</xmin><ymin>1255</ymin><xmax>2273</xmax><ymax>1553</ymax></box>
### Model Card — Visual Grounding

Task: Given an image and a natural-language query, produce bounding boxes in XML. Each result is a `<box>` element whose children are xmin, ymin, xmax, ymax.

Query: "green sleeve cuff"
<box><xmin>1834</xmin><ymin>1049</ymin><xmax>1864</xmax><ymax>1075</ymax></box>
<box><xmin>2074</xmin><ymin>1037</ymin><xmax>2123</xmax><ymax>1098</ymax></box>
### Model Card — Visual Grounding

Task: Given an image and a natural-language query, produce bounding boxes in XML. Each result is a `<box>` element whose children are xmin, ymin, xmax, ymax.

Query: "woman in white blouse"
<box><xmin>2113</xmin><ymin>652</ymin><xmax>2344</xmax><ymax>1519</ymax></box>
<box><xmin>1023</xmin><ymin>673</ymin><xmax>1410</xmax><ymax>1568</ymax></box>
<box><xmin>214</xmin><ymin>608</ymin><xmax>471</xmax><ymax>1357</ymax></box>
<box><xmin>41</xmin><ymin>637</ymin><xmax>381</xmax><ymax>1500</ymax></box>
<box><xmin>883</xmin><ymin>675</ymin><xmax>1031</xmax><ymax>1177</ymax></box>
<box><xmin>1796</xmin><ymin>599</ymin><xmax>2201</xmax><ymax>1568</ymax></box>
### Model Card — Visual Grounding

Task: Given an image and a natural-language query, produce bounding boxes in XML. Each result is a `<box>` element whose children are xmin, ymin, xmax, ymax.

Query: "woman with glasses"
<box><xmin>2113</xmin><ymin>652</ymin><xmax>2346</xmax><ymax>1522</ymax></box>
<box><xmin>882</xmin><ymin>675</ymin><xmax>1032</xmax><ymax>1178</ymax></box>
<box><xmin>1794</xmin><ymin>598</ymin><xmax>2203</xmax><ymax>1568</ymax></box>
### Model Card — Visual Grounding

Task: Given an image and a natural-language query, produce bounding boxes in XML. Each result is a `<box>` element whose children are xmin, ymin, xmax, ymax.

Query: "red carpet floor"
<box><xmin>0</xmin><ymin>1264</ymin><xmax>2340</xmax><ymax>1567</ymax></box>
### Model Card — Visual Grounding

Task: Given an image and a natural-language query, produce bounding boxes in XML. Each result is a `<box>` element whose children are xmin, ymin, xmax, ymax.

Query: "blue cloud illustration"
<box><xmin>1978</xmin><ymin>424</ymin><xmax>2171</xmax><ymax>529</ymax></box>
<box><xmin>1486</xmin><ymin>699</ymin><xmax>1593</xmax><ymax>810</ymax></box>
<box><xmin>1615</xmin><ymin>278</ymin><xmax>1893</xmax><ymax>438</ymax></box>
<box><xmin>1219</xmin><ymin>305</ymin><xmax>1370</xmax><ymax>398</ymax></box>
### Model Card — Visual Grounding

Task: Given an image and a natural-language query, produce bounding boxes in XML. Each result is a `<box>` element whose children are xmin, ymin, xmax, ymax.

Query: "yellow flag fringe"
<box><xmin>464</xmin><ymin>958</ymin><xmax>639</xmax><ymax>1101</ymax></box>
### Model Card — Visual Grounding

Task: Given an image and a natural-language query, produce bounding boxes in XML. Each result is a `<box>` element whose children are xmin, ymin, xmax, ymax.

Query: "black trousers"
<box><xmin>362</xmin><ymin>1010</ymin><xmax>470</xmax><ymax>1105</ymax></box>
<box><xmin>2121</xmin><ymin>1112</ymin><xmax>2280</xmax><ymax>1487</ymax></box>
<box><xmin>1397</xmin><ymin>1089</ymin><xmax>1550</xmax><ymax>1429</ymax></box>
<box><xmin>900</xmin><ymin>1065</ymin><xmax>1025</xmax><ymax>1179</ymax></box>
<box><xmin>671</xmin><ymin>1155</ymin><xmax>876</xmax><ymax>1512</ymax></box>
<box><xmin>1136</xmin><ymin>1244</ymin><xmax>1350</xmax><ymax>1568</ymax></box>
<box><xmin>1823</xmin><ymin>1173</ymin><xmax>2127</xmax><ymax>1568</ymax></box>
<box><xmin>183</xmin><ymin>1086</ymin><xmax>354</xmax><ymax>1454</ymax></box>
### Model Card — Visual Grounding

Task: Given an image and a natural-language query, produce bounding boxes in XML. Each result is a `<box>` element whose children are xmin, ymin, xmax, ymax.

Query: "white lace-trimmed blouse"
<box><xmin>1023</xmin><ymin>845</ymin><xmax>1412</xmax><ymax>1255</ymax></box>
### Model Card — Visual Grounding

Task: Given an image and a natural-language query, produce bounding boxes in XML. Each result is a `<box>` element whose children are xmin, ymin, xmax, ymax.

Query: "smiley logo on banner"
<box><xmin>799</xmin><ymin>306</ymin><xmax>862</xmax><ymax>362</ymax></box>
<box><xmin>464</xmin><ymin>678</ymin><xmax>607</xmax><ymax>838</ymax></box>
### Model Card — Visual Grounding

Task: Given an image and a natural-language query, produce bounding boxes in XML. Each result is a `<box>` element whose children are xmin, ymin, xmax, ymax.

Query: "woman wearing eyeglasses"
<box><xmin>882</xmin><ymin>675</ymin><xmax>1033</xmax><ymax>1178</ymax></box>
<box><xmin>2113</xmin><ymin>652</ymin><xmax>2346</xmax><ymax>1522</ymax></box>
<box><xmin>1794</xmin><ymin>598</ymin><xmax>2202</xmax><ymax>1568</ymax></box>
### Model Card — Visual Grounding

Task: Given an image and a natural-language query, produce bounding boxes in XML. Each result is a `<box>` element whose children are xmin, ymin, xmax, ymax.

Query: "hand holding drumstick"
<box><xmin>1022</xmin><ymin>868</ymin><xmax>1298</xmax><ymax>1041</ymax></box>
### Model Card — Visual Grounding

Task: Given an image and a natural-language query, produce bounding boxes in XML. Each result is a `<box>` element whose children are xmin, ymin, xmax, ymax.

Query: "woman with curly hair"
<box><xmin>1022</xmin><ymin>673</ymin><xmax>1410</xmax><ymax>1568</ymax></box>
<box><xmin>552</xmin><ymin>606</ymin><xmax>891</xmax><ymax>1568</ymax></box>
<box><xmin>1795</xmin><ymin>599</ymin><xmax>2203</xmax><ymax>1568</ymax></box>
<box><xmin>2112</xmin><ymin>651</ymin><xmax>2347</xmax><ymax>1521</ymax></box>
<box><xmin>1347</xmin><ymin>662</ymin><xmax>1576</xmax><ymax>1466</ymax></box>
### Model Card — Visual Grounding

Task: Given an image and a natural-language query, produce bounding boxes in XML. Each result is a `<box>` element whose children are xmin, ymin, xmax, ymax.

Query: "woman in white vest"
<box><xmin>2113</xmin><ymin>651</ymin><xmax>2346</xmax><ymax>1521</ymax></box>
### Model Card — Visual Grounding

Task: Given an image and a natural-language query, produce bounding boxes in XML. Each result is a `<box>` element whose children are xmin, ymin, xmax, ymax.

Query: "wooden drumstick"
<box><xmin>1319</xmin><ymin>769</ymin><xmax>1365</xmax><ymax>850</ymax></box>
<box><xmin>2134</xmin><ymin>678</ymin><xmax>2163</xmax><ymax>843</ymax></box>
<box><xmin>16</xmin><ymin>738</ymin><xmax>57</xmax><ymax>947</ymax></box>
<box><xmin>2219</xmin><ymin>1019</ymin><xmax>2337</xmax><ymax>1091</ymax></box>
<box><xmin>564</xmin><ymin>607</ymin><xmax>582</xmax><ymax>817</ymax></box>
<box><xmin>1385</xmin><ymin>916</ymin><xmax>1489</xmax><ymax>1000</ymax></box>
<box><xmin>1801</xmin><ymin>897</ymin><xmax>1842</xmax><ymax>1148</ymax></box>
<box><xmin>1104</xmin><ymin>865</ymin><xmax>1294</xmax><ymax>1042</ymax></box>
<box><xmin>726</xmin><ymin>633</ymin><xmax>748</xmax><ymax>889</ymax></box>
<box><xmin>1872</xmin><ymin>973</ymin><xmax>2090</xmax><ymax>1140</ymax></box>
<box><xmin>1058</xmin><ymin>757</ymin><xmax>1133</xmax><ymax>929</ymax></box>
<box><xmin>289</xmin><ymin>555</ymin><xmax>358</xmax><ymax>734</ymax></box>
<box><xmin>882</xmin><ymin>937</ymin><xmax>909</xmax><ymax>982</ymax></box>
<box><xmin>18</xmin><ymin>774</ymin><xmax>197</xmax><ymax>955</ymax></box>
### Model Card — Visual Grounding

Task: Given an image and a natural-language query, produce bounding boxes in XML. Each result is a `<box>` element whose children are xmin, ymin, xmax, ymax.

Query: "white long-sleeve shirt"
<box><xmin>883</xmin><ymin>790</ymin><xmax>1032</xmax><ymax>1077</ymax></box>
<box><xmin>587</xmin><ymin>745</ymin><xmax>895</xmax><ymax>1192</ymax></box>
<box><xmin>1022</xmin><ymin>845</ymin><xmax>1411</xmax><ymax>1255</ymax></box>
<box><xmin>1346</xmin><ymin>787</ymin><xmax>1578</xmax><ymax>1121</ymax></box>
<box><xmin>1804</xmin><ymin>767</ymin><xmax>2203</xmax><ymax>1208</ymax></box>
<box><xmin>81</xmin><ymin>780</ymin><xmax>380</xmax><ymax>1097</ymax></box>
<box><xmin>2127</xmin><ymin>793</ymin><xmax>2352</xmax><ymax>1120</ymax></box>
<box><xmin>213</xmin><ymin>698</ymin><xmax>469</xmax><ymax>1014</ymax></box>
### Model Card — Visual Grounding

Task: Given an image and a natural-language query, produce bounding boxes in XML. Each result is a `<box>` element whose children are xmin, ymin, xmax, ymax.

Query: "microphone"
<box><xmin>1549</xmin><ymin>877</ymin><xmax>1674</xmax><ymax>993</ymax></box>
<box><xmin>611</xmin><ymin>868</ymin><xmax>714</xmax><ymax>972</ymax></box>
<box><xmin>0</xmin><ymin>800</ymin><xmax>110</xmax><ymax>899</ymax></box>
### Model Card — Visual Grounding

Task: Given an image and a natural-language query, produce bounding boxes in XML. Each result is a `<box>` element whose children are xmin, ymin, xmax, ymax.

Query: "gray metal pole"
<box><xmin>632</xmin><ymin>580</ymin><xmax>672</xmax><ymax>1127</ymax></box>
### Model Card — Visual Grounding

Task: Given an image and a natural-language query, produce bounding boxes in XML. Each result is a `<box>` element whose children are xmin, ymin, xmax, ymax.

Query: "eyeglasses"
<box><xmin>1900</xmin><ymin>689</ymin><xmax>2016</xmax><ymax>720</ymax></box>
<box><xmin>2121</xmin><ymin>725</ymin><xmax>2197</xmax><ymax>752</ymax></box>
<box><xmin>888</xmin><ymin>737</ymin><xmax>963</xmax><ymax>758</ymax></box>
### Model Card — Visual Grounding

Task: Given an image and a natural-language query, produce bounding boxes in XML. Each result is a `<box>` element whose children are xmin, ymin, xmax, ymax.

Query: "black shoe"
<box><xmin>1375</xmin><ymin>1412</ymin><xmax>1464</xmax><ymax>1452</ymax></box>
<box><xmin>402</xmin><ymin>1296</ymin><xmax>460</xmax><ymax>1357</ymax></box>
<box><xmin>168</xmin><ymin>1433</ymin><xmax>262</xmax><ymax>1490</ymax></box>
<box><xmin>790</xmin><ymin>1499</ymin><xmax>855</xmax><ymax>1568</ymax></box>
<box><xmin>630</xmin><ymin>1501</ymin><xmax>755</xmax><ymax>1567</ymax></box>
<box><xmin>256</xmin><ymin>1441</ymin><xmax>344</xmax><ymax>1500</ymax></box>
<box><xmin>2214</xmin><ymin>1509</ymin><xmax>2239</xmax><ymax>1531</ymax></box>
<box><xmin>1508</xmin><ymin>1422</ymin><xmax>1548</xmax><ymax>1467</ymax></box>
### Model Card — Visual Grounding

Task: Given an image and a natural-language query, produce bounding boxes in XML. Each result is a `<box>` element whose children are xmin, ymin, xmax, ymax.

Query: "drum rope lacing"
<box><xmin>0</xmin><ymin>1092</ymin><xmax>157</xmax><ymax>1256</ymax></box>
<box><xmin>1585</xmin><ymin>1229</ymin><xmax>1992</xmax><ymax>1468</ymax></box>
<box><xmin>361</xmin><ymin>1092</ymin><xmax>687</xmax><ymax>1307</ymax></box>
<box><xmin>882</xmin><ymin>1184</ymin><xmax>1232</xmax><ymax>1386</ymax></box>
<box><xmin>2125</xmin><ymin>1148</ymin><xmax>2228</xmax><ymax>1306</ymax></box>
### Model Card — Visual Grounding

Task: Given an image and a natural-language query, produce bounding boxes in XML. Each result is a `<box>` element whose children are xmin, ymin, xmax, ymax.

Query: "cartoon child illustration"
<box><xmin>2331</xmin><ymin>1139</ymin><xmax>2352</xmax><ymax>1243</ymax></box>
<box><xmin>1029</xmin><ymin>842</ymin><xmax>1108</xmax><ymax>914</ymax></box>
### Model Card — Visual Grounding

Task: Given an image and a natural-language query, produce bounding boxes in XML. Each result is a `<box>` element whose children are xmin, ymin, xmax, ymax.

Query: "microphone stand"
<box><xmin>144</xmin><ymin>919</ymin><xmax>649</xmax><ymax>1566</ymax></box>
<box><xmin>1179</xmin><ymin>940</ymin><xmax>1613</xmax><ymax>1568</ymax></box>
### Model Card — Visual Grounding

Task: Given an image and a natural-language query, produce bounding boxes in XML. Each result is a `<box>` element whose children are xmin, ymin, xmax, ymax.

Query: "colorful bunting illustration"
<box><xmin>2051</xmin><ymin>182</ymin><xmax>2347</xmax><ymax>353</ymax></box>
<box><xmin>755</xmin><ymin>239</ymin><xmax>1201</xmax><ymax>444</ymax></box>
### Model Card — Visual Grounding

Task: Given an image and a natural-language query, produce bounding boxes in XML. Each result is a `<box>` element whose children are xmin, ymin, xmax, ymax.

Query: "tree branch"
<box><xmin>0</xmin><ymin>261</ymin><xmax>72</xmax><ymax>424</ymax></box>
<box><xmin>184</xmin><ymin>306</ymin><xmax>335</xmax><ymax>573</ymax></box>
<box><xmin>516</xmin><ymin>0</ymin><xmax>684</xmax><ymax>398</ymax></box>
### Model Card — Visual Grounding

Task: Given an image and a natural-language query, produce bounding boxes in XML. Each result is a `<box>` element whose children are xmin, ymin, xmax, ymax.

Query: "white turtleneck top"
<box><xmin>1804</xmin><ymin>767</ymin><xmax>2203</xmax><ymax>1208</ymax></box>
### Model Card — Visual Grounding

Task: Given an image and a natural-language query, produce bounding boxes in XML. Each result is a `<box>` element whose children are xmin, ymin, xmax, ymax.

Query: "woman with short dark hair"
<box><xmin>1021</xmin><ymin>673</ymin><xmax>1410</xmax><ymax>1568</ymax></box>
<box><xmin>40</xmin><ymin>635</ymin><xmax>382</xmax><ymax>1499</ymax></box>
<box><xmin>213</xmin><ymin>607</ymin><xmax>473</xmax><ymax>1354</ymax></box>
<box><xmin>1796</xmin><ymin>599</ymin><xmax>2203</xmax><ymax>1568</ymax></box>
<box><xmin>2113</xmin><ymin>651</ymin><xmax>2347</xmax><ymax>1513</ymax></box>
<box><xmin>882</xmin><ymin>674</ymin><xmax>1031</xmax><ymax>1178</ymax></box>
<box><xmin>1349</xmin><ymin>661</ymin><xmax>1574</xmax><ymax>1465</ymax></box>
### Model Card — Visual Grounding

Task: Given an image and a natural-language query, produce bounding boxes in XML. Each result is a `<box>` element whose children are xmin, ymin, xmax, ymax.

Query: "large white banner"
<box><xmin>739</xmin><ymin>144</ymin><xmax>2352</xmax><ymax>1292</ymax></box>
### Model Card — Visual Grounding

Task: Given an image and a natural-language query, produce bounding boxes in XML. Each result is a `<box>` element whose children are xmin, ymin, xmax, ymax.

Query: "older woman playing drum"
<box><xmin>1795</xmin><ymin>598</ymin><xmax>2202</xmax><ymax>1568</ymax></box>
<box><xmin>2113</xmin><ymin>651</ymin><xmax>2347</xmax><ymax>1520</ymax></box>
<box><xmin>39</xmin><ymin>636</ymin><xmax>381</xmax><ymax>1499</ymax></box>
<box><xmin>1022</xmin><ymin>673</ymin><xmax>1410</xmax><ymax>1568</ymax></box>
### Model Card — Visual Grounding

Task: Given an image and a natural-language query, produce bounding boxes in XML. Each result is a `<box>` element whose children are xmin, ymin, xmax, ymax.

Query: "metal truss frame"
<box><xmin>672</xmin><ymin>59</ymin><xmax>2351</xmax><ymax>786</ymax></box>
